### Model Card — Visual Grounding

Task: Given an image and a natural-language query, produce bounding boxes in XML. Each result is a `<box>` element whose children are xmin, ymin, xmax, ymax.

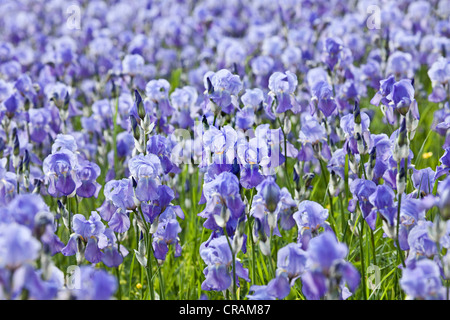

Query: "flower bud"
<box><xmin>135</xmin><ymin>89</ymin><xmax>145</xmax><ymax>121</ymax></box>
<box><xmin>396</xmin><ymin>166</ymin><xmax>406</xmax><ymax>194</ymax></box>
<box><xmin>261</xmin><ymin>179</ymin><xmax>281</xmax><ymax>213</ymax></box>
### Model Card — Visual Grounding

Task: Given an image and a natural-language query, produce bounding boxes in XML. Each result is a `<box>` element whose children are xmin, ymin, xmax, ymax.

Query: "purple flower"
<box><xmin>145</xmin><ymin>79</ymin><xmax>174</xmax><ymax>117</ymax></box>
<box><xmin>321</xmin><ymin>38</ymin><xmax>343</xmax><ymax>71</ymax></box>
<box><xmin>76</xmin><ymin>160</ymin><xmax>101</xmax><ymax>198</ymax></box>
<box><xmin>199</xmin><ymin>172</ymin><xmax>244</xmax><ymax>232</ymax></box>
<box><xmin>369</xmin><ymin>184</ymin><xmax>397</xmax><ymax>227</ymax></box>
<box><xmin>11</xmin><ymin>264</ymin><xmax>64</xmax><ymax>300</ymax></box>
<box><xmin>103</xmin><ymin>178</ymin><xmax>137</xmax><ymax>212</ymax></box>
<box><xmin>43</xmin><ymin>149</ymin><xmax>81</xmax><ymax>197</ymax></box>
<box><xmin>350</xmin><ymin>179</ymin><xmax>377</xmax><ymax>230</ymax></box>
<box><xmin>386</xmin><ymin>79</ymin><xmax>419</xmax><ymax>119</ymax></box>
<box><xmin>310</xmin><ymin>81</ymin><xmax>337</xmax><ymax>117</ymax></box>
<box><xmin>400</xmin><ymin>259</ymin><xmax>443</xmax><ymax>300</ymax></box>
<box><xmin>122</xmin><ymin>54</ymin><xmax>145</xmax><ymax>76</ymax></box>
<box><xmin>301</xmin><ymin>232</ymin><xmax>359</xmax><ymax>300</ymax></box>
<box><xmin>267</xmin><ymin>71</ymin><xmax>298</xmax><ymax>114</ymax></box>
<box><xmin>0</xmin><ymin>223</ymin><xmax>41</xmax><ymax>269</ymax></box>
<box><xmin>200</xmin><ymin>235</ymin><xmax>250</xmax><ymax>292</ymax></box>
<box><xmin>152</xmin><ymin>206</ymin><xmax>183</xmax><ymax>261</ymax></box>
<box><xmin>170</xmin><ymin>86</ymin><xmax>198</xmax><ymax>129</ymax></box>
<box><xmin>68</xmin><ymin>266</ymin><xmax>117</xmax><ymax>300</ymax></box>
<box><xmin>51</xmin><ymin>134</ymin><xmax>78</xmax><ymax>154</ymax></box>
<box><xmin>247</xmin><ymin>243</ymin><xmax>307</xmax><ymax>300</ymax></box>
<box><xmin>128</xmin><ymin>154</ymin><xmax>162</xmax><ymax>202</ymax></box>
<box><xmin>203</xmin><ymin>125</ymin><xmax>237</xmax><ymax>166</ymax></box>
<box><xmin>205</xmin><ymin>69</ymin><xmax>242</xmax><ymax>114</ymax></box>
<box><xmin>29</xmin><ymin>108</ymin><xmax>52</xmax><ymax>143</ymax></box>
<box><xmin>62</xmin><ymin>211</ymin><xmax>108</xmax><ymax>264</ymax></box>
<box><xmin>412</xmin><ymin>168</ymin><xmax>435</xmax><ymax>195</ymax></box>
<box><xmin>437</xmin><ymin>176</ymin><xmax>450</xmax><ymax>219</ymax></box>
<box><xmin>293</xmin><ymin>201</ymin><xmax>329</xmax><ymax>249</ymax></box>
<box><xmin>146</xmin><ymin>134</ymin><xmax>180</xmax><ymax>175</ymax></box>
<box><xmin>370</xmin><ymin>75</ymin><xmax>396</xmax><ymax>107</ymax></box>
<box><xmin>428</xmin><ymin>57</ymin><xmax>450</xmax><ymax>103</ymax></box>
<box><xmin>0</xmin><ymin>167</ymin><xmax>17</xmax><ymax>207</ymax></box>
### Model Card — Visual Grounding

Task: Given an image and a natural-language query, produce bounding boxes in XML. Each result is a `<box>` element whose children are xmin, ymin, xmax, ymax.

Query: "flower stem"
<box><xmin>224</xmin><ymin>228</ymin><xmax>237</xmax><ymax>300</ymax></box>
<box><xmin>358</xmin><ymin>214</ymin><xmax>367</xmax><ymax>300</ymax></box>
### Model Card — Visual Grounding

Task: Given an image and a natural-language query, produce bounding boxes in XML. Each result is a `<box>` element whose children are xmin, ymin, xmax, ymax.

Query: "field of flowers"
<box><xmin>0</xmin><ymin>0</ymin><xmax>449</xmax><ymax>302</ymax></box>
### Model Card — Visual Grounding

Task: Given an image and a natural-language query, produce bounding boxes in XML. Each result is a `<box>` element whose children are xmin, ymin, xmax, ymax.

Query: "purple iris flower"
<box><xmin>250</xmin><ymin>180</ymin><xmax>296</xmax><ymax>253</ymax></box>
<box><xmin>407</xmin><ymin>221</ymin><xmax>438</xmax><ymax>261</ymax></box>
<box><xmin>277</xmin><ymin>188</ymin><xmax>298</xmax><ymax>231</ymax></box>
<box><xmin>310</xmin><ymin>81</ymin><xmax>337</xmax><ymax>117</ymax></box>
<box><xmin>43</xmin><ymin>149</ymin><xmax>81</xmax><ymax>197</ymax></box>
<box><xmin>199</xmin><ymin>171</ymin><xmax>244</xmax><ymax>233</ymax></box>
<box><xmin>327</xmin><ymin>148</ymin><xmax>347</xmax><ymax>180</ymax></box>
<box><xmin>11</xmin><ymin>264</ymin><xmax>64</xmax><ymax>300</ymax></box>
<box><xmin>428</xmin><ymin>57</ymin><xmax>449</xmax><ymax>103</ymax></box>
<box><xmin>170</xmin><ymin>86</ymin><xmax>198</xmax><ymax>129</ymax></box>
<box><xmin>101</xmin><ymin>179</ymin><xmax>136</xmax><ymax>233</ymax></box>
<box><xmin>247</xmin><ymin>243</ymin><xmax>307</xmax><ymax>300</ymax></box>
<box><xmin>400</xmin><ymin>259</ymin><xmax>443</xmax><ymax>300</ymax></box>
<box><xmin>2</xmin><ymin>193</ymin><xmax>64</xmax><ymax>255</ymax></box>
<box><xmin>368</xmin><ymin>184</ymin><xmax>397</xmax><ymax>227</ymax></box>
<box><xmin>236</xmin><ymin>137</ymin><xmax>267</xmax><ymax>189</ymax></box>
<box><xmin>267</xmin><ymin>71</ymin><xmax>298</xmax><ymax>114</ymax></box>
<box><xmin>200</xmin><ymin>235</ymin><xmax>250</xmax><ymax>292</ymax></box>
<box><xmin>14</xmin><ymin>74</ymin><xmax>37</xmax><ymax>103</ymax></box>
<box><xmin>366</xmin><ymin>134</ymin><xmax>392</xmax><ymax>182</ymax></box>
<box><xmin>412</xmin><ymin>167</ymin><xmax>435</xmax><ymax>195</ymax></box>
<box><xmin>293</xmin><ymin>200</ymin><xmax>330</xmax><ymax>250</ymax></box>
<box><xmin>386</xmin><ymin>79</ymin><xmax>419</xmax><ymax>120</ymax></box>
<box><xmin>51</xmin><ymin>134</ymin><xmax>78</xmax><ymax>154</ymax></box>
<box><xmin>76</xmin><ymin>160</ymin><xmax>101</xmax><ymax>198</ymax></box>
<box><xmin>386</xmin><ymin>51</ymin><xmax>414</xmax><ymax>79</ymax></box>
<box><xmin>62</xmin><ymin>211</ymin><xmax>108</xmax><ymax>264</ymax></box>
<box><xmin>101</xmin><ymin>229</ymin><xmax>128</xmax><ymax>268</ymax></box>
<box><xmin>2</xmin><ymin>93</ymin><xmax>19</xmax><ymax>119</ymax></box>
<box><xmin>116</xmin><ymin>132</ymin><xmax>135</xmax><ymax>159</ymax></box>
<box><xmin>235</xmin><ymin>106</ymin><xmax>256</xmax><ymax>130</ymax></box>
<box><xmin>146</xmin><ymin>134</ymin><xmax>180</xmax><ymax>175</ymax></box>
<box><xmin>350</xmin><ymin>179</ymin><xmax>378</xmax><ymax>230</ymax></box>
<box><xmin>122</xmin><ymin>54</ymin><xmax>144</xmax><ymax>76</ymax></box>
<box><xmin>251</xmin><ymin>55</ymin><xmax>275</xmax><ymax>87</ymax></box>
<box><xmin>203</xmin><ymin>125</ymin><xmax>237</xmax><ymax>166</ymax></box>
<box><xmin>28</xmin><ymin>108</ymin><xmax>52</xmax><ymax>143</ymax></box>
<box><xmin>437</xmin><ymin>176</ymin><xmax>450</xmax><ymax>219</ymax></box>
<box><xmin>254</xmin><ymin>124</ymin><xmax>285</xmax><ymax>173</ymax></box>
<box><xmin>0</xmin><ymin>222</ymin><xmax>41</xmax><ymax>269</ymax></box>
<box><xmin>152</xmin><ymin>206</ymin><xmax>183</xmax><ymax>261</ymax></box>
<box><xmin>241</xmin><ymin>88</ymin><xmax>264</xmax><ymax>109</ymax></box>
<box><xmin>321</xmin><ymin>38</ymin><xmax>343</xmax><ymax>71</ymax></box>
<box><xmin>205</xmin><ymin>69</ymin><xmax>242</xmax><ymax>114</ymax></box>
<box><xmin>370</xmin><ymin>75</ymin><xmax>396</xmax><ymax>108</ymax></box>
<box><xmin>435</xmin><ymin>148</ymin><xmax>450</xmax><ymax>180</ymax></box>
<box><xmin>299</xmin><ymin>116</ymin><xmax>327</xmax><ymax>145</ymax></box>
<box><xmin>67</xmin><ymin>265</ymin><xmax>117</xmax><ymax>300</ymax></box>
<box><xmin>128</xmin><ymin>154</ymin><xmax>162</xmax><ymax>202</ymax></box>
<box><xmin>45</xmin><ymin>82</ymin><xmax>70</xmax><ymax>109</ymax></box>
<box><xmin>145</xmin><ymin>79</ymin><xmax>174</xmax><ymax>117</ymax></box>
<box><xmin>0</xmin><ymin>166</ymin><xmax>16</xmax><ymax>207</ymax></box>
<box><xmin>301</xmin><ymin>232</ymin><xmax>360</xmax><ymax>300</ymax></box>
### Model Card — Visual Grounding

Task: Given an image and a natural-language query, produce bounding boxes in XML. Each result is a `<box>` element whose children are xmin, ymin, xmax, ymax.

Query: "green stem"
<box><xmin>115</xmin><ymin>267</ymin><xmax>122</xmax><ymax>300</ymax></box>
<box><xmin>358</xmin><ymin>214</ymin><xmax>367</xmax><ymax>300</ymax></box>
<box><xmin>370</xmin><ymin>228</ymin><xmax>377</xmax><ymax>266</ymax></box>
<box><xmin>224</xmin><ymin>228</ymin><xmax>237</xmax><ymax>300</ymax></box>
